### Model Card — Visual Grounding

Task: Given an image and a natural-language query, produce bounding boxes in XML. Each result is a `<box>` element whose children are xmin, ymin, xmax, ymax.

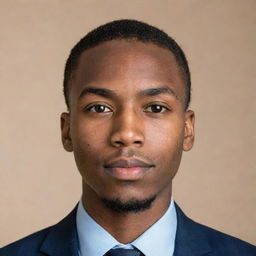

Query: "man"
<box><xmin>1</xmin><ymin>19</ymin><xmax>255</xmax><ymax>256</ymax></box>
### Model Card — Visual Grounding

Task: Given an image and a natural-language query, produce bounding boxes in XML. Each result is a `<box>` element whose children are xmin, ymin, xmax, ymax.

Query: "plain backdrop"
<box><xmin>1</xmin><ymin>0</ymin><xmax>255</xmax><ymax>246</ymax></box>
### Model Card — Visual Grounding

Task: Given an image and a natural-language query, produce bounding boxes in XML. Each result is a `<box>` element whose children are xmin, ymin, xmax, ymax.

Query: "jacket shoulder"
<box><xmin>0</xmin><ymin>206</ymin><xmax>78</xmax><ymax>256</ymax></box>
<box><xmin>174</xmin><ymin>202</ymin><xmax>256</xmax><ymax>255</ymax></box>
<box><xmin>0</xmin><ymin>226</ymin><xmax>52</xmax><ymax>256</ymax></box>
<box><xmin>194</xmin><ymin>221</ymin><xmax>256</xmax><ymax>255</ymax></box>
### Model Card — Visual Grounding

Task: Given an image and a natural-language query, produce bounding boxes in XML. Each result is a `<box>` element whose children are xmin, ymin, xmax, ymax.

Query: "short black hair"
<box><xmin>63</xmin><ymin>19</ymin><xmax>191</xmax><ymax>109</ymax></box>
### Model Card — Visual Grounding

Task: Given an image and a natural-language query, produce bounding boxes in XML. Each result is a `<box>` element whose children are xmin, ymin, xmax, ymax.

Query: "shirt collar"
<box><xmin>76</xmin><ymin>199</ymin><xmax>177</xmax><ymax>256</ymax></box>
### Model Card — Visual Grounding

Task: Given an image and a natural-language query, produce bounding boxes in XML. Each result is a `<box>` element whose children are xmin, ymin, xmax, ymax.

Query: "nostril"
<box><xmin>112</xmin><ymin>139</ymin><xmax>142</xmax><ymax>147</ymax></box>
<box><xmin>114</xmin><ymin>141</ymin><xmax>124</xmax><ymax>146</ymax></box>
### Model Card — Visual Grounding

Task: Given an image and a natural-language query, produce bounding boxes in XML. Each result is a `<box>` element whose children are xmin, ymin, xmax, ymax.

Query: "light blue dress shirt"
<box><xmin>76</xmin><ymin>199</ymin><xmax>177</xmax><ymax>256</ymax></box>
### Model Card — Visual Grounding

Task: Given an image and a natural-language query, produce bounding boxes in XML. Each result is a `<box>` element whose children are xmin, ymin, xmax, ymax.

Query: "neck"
<box><xmin>81</xmin><ymin>184</ymin><xmax>172</xmax><ymax>244</ymax></box>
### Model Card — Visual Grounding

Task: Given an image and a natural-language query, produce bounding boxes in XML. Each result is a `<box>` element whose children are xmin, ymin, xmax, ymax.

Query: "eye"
<box><xmin>144</xmin><ymin>104</ymin><xmax>169</xmax><ymax>113</ymax></box>
<box><xmin>86</xmin><ymin>104</ymin><xmax>112</xmax><ymax>113</ymax></box>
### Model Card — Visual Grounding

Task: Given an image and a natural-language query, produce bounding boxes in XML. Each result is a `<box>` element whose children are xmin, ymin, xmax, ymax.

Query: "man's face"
<box><xmin>61</xmin><ymin>40</ymin><xmax>194</xmax><ymax>210</ymax></box>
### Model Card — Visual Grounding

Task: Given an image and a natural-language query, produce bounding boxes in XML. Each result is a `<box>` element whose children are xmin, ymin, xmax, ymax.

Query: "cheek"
<box><xmin>70</xmin><ymin>121</ymin><xmax>104</xmax><ymax>174</ymax></box>
<box><xmin>146</xmin><ymin>116</ymin><xmax>185</xmax><ymax>151</ymax></box>
<box><xmin>71</xmin><ymin>116</ymin><xmax>107</xmax><ymax>151</ymax></box>
<box><xmin>145</xmin><ymin>117</ymin><xmax>185</xmax><ymax>172</ymax></box>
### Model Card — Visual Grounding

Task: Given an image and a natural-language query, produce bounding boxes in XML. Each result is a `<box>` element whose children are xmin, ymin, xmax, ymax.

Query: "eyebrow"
<box><xmin>79</xmin><ymin>87</ymin><xmax>116</xmax><ymax>99</ymax></box>
<box><xmin>78</xmin><ymin>86</ymin><xmax>179</xmax><ymax>100</ymax></box>
<box><xmin>139</xmin><ymin>87</ymin><xmax>179</xmax><ymax>100</ymax></box>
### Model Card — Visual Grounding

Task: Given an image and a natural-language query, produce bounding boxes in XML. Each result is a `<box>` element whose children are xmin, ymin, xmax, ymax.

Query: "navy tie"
<box><xmin>105</xmin><ymin>248</ymin><xmax>144</xmax><ymax>256</ymax></box>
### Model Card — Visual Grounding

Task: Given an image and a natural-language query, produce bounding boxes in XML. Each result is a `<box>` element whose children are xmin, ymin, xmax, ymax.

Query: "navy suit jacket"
<box><xmin>1</xmin><ymin>203</ymin><xmax>255</xmax><ymax>256</ymax></box>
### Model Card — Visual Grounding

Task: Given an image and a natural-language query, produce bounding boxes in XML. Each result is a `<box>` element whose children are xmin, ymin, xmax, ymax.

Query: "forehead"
<box><xmin>70</xmin><ymin>39</ymin><xmax>185</xmax><ymax>102</ymax></box>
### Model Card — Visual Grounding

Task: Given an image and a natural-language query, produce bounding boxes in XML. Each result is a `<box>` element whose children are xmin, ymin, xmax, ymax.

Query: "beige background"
<box><xmin>1</xmin><ymin>0</ymin><xmax>255</xmax><ymax>247</ymax></box>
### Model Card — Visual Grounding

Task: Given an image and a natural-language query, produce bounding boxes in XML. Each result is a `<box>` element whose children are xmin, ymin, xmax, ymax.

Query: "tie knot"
<box><xmin>105</xmin><ymin>248</ymin><xmax>143</xmax><ymax>256</ymax></box>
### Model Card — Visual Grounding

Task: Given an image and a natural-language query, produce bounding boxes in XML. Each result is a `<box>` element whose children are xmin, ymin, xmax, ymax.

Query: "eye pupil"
<box><xmin>151</xmin><ymin>105</ymin><xmax>162</xmax><ymax>113</ymax></box>
<box><xmin>95</xmin><ymin>105</ymin><xmax>105</xmax><ymax>112</ymax></box>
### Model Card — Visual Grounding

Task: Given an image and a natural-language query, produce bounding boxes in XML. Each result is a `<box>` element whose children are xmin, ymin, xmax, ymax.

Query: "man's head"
<box><xmin>61</xmin><ymin>20</ymin><xmax>195</xmax><ymax>214</ymax></box>
<box><xmin>63</xmin><ymin>19</ymin><xmax>191</xmax><ymax>110</ymax></box>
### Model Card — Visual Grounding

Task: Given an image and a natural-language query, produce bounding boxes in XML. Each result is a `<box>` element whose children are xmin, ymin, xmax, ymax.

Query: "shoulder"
<box><xmin>195</xmin><ymin>221</ymin><xmax>256</xmax><ymax>255</ymax></box>
<box><xmin>0</xmin><ymin>226</ymin><xmax>52</xmax><ymax>256</ymax></box>
<box><xmin>0</xmin><ymin>206</ymin><xmax>78</xmax><ymax>256</ymax></box>
<box><xmin>174</xmin><ymin>202</ymin><xmax>256</xmax><ymax>255</ymax></box>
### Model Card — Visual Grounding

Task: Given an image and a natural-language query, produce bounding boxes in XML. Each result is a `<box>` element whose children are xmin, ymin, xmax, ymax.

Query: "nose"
<box><xmin>110</xmin><ymin>109</ymin><xmax>145</xmax><ymax>148</ymax></box>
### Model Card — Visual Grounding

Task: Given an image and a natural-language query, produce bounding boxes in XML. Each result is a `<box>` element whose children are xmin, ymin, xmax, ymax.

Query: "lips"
<box><xmin>105</xmin><ymin>159</ymin><xmax>153</xmax><ymax>168</ymax></box>
<box><xmin>104</xmin><ymin>158</ymin><xmax>154</xmax><ymax>180</ymax></box>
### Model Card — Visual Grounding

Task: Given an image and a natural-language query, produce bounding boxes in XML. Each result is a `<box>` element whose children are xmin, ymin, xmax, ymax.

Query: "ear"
<box><xmin>61</xmin><ymin>112</ymin><xmax>73</xmax><ymax>152</ymax></box>
<box><xmin>183</xmin><ymin>110</ymin><xmax>195</xmax><ymax>151</ymax></box>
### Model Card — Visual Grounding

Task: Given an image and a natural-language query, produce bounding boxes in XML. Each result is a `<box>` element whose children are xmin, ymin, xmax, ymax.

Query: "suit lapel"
<box><xmin>39</xmin><ymin>205</ymin><xmax>79</xmax><ymax>256</ymax></box>
<box><xmin>173</xmin><ymin>203</ymin><xmax>213</xmax><ymax>256</ymax></box>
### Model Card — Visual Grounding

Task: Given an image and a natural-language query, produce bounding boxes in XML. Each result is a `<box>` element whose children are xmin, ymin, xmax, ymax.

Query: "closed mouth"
<box><xmin>104</xmin><ymin>158</ymin><xmax>154</xmax><ymax>169</ymax></box>
<box><xmin>103</xmin><ymin>158</ymin><xmax>155</xmax><ymax>180</ymax></box>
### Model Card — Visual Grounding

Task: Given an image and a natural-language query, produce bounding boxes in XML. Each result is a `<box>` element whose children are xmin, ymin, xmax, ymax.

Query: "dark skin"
<box><xmin>61</xmin><ymin>40</ymin><xmax>195</xmax><ymax>243</ymax></box>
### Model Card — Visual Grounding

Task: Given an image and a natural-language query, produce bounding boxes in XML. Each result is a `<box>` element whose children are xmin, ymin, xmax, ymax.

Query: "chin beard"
<box><xmin>101</xmin><ymin>195</ymin><xmax>156</xmax><ymax>213</ymax></box>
